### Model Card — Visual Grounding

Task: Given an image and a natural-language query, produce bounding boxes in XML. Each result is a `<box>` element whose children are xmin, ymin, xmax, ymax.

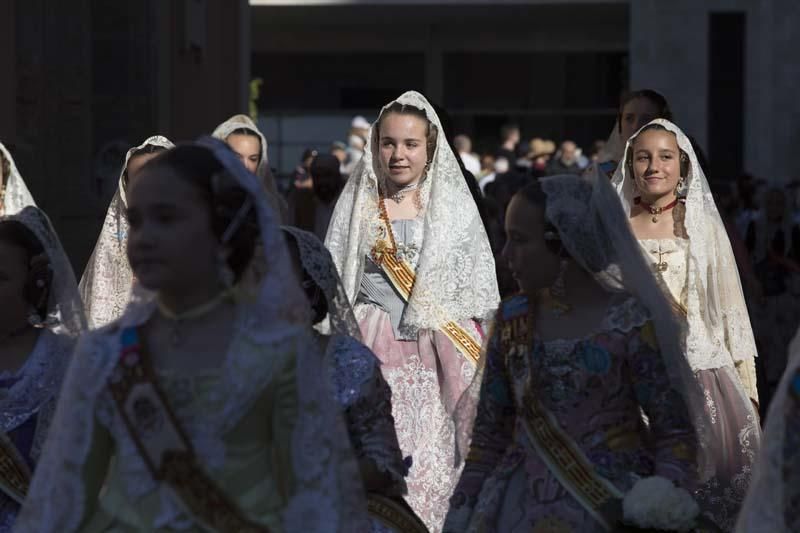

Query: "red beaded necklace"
<box><xmin>634</xmin><ymin>196</ymin><xmax>680</xmax><ymax>223</ymax></box>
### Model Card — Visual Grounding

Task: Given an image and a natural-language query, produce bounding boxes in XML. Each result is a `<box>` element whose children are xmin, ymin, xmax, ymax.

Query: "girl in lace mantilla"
<box><xmin>79</xmin><ymin>136</ymin><xmax>175</xmax><ymax>328</ymax></box>
<box><xmin>325</xmin><ymin>91</ymin><xmax>500</xmax><ymax>531</ymax></box>
<box><xmin>15</xmin><ymin>140</ymin><xmax>368</xmax><ymax>533</ymax></box>
<box><xmin>611</xmin><ymin>119</ymin><xmax>761</xmax><ymax>531</ymax></box>
<box><xmin>446</xmin><ymin>176</ymin><xmax>706</xmax><ymax>533</ymax></box>
<box><xmin>0</xmin><ymin>206</ymin><xmax>86</xmax><ymax>531</ymax></box>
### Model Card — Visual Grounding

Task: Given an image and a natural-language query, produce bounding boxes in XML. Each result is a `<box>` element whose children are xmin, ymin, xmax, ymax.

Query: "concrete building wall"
<box><xmin>630</xmin><ymin>0</ymin><xmax>800</xmax><ymax>183</ymax></box>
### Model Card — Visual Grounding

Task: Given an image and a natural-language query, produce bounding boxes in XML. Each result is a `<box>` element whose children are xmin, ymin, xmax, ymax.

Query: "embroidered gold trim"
<box><xmin>501</xmin><ymin>310</ymin><xmax>622</xmax><ymax>531</ymax></box>
<box><xmin>372</xmin><ymin>201</ymin><xmax>482</xmax><ymax>365</ymax></box>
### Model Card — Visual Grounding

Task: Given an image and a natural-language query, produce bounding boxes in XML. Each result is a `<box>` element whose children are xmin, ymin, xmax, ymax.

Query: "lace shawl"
<box><xmin>0</xmin><ymin>206</ymin><xmax>86</xmax><ymax>464</ymax></box>
<box><xmin>0</xmin><ymin>331</ymin><xmax>75</xmax><ymax>463</ymax></box>
<box><xmin>326</xmin><ymin>334</ymin><xmax>408</xmax><ymax>493</ymax></box>
<box><xmin>325</xmin><ymin>91</ymin><xmax>499</xmax><ymax>335</ymax></box>
<box><xmin>736</xmin><ymin>328</ymin><xmax>800</xmax><ymax>532</ymax></box>
<box><xmin>611</xmin><ymin>119</ymin><xmax>758</xmax><ymax>371</ymax></box>
<box><xmin>79</xmin><ymin>136</ymin><xmax>175</xmax><ymax>328</ymax></box>
<box><xmin>15</xmin><ymin>138</ymin><xmax>369</xmax><ymax>533</ymax></box>
<box><xmin>0</xmin><ymin>142</ymin><xmax>36</xmax><ymax>215</ymax></box>
<box><xmin>281</xmin><ymin>225</ymin><xmax>360</xmax><ymax>338</ymax></box>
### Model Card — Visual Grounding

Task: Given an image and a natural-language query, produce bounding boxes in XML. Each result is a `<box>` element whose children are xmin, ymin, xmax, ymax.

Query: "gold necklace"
<box><xmin>157</xmin><ymin>289</ymin><xmax>232</xmax><ymax>346</ymax></box>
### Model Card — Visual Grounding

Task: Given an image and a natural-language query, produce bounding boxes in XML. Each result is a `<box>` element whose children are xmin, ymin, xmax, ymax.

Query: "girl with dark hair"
<box><xmin>0</xmin><ymin>206</ymin><xmax>86</xmax><ymax>530</ymax></box>
<box><xmin>445</xmin><ymin>175</ymin><xmax>704</xmax><ymax>532</ymax></box>
<box><xmin>612</xmin><ymin>120</ymin><xmax>761</xmax><ymax>530</ymax></box>
<box><xmin>16</xmin><ymin>140</ymin><xmax>368</xmax><ymax>533</ymax></box>
<box><xmin>80</xmin><ymin>136</ymin><xmax>175</xmax><ymax>328</ymax></box>
<box><xmin>588</xmin><ymin>89</ymin><xmax>673</xmax><ymax>181</ymax></box>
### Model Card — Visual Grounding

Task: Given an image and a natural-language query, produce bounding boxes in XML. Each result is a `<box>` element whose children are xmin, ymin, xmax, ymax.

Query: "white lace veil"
<box><xmin>0</xmin><ymin>141</ymin><xmax>36</xmax><ymax>215</ymax></box>
<box><xmin>79</xmin><ymin>135</ymin><xmax>174</xmax><ymax>328</ymax></box>
<box><xmin>325</xmin><ymin>90</ymin><xmax>499</xmax><ymax>334</ymax></box>
<box><xmin>1</xmin><ymin>206</ymin><xmax>87</xmax><ymax>338</ymax></box>
<box><xmin>281</xmin><ymin>225</ymin><xmax>361</xmax><ymax>339</ymax></box>
<box><xmin>736</xmin><ymin>328</ymin><xmax>800</xmax><ymax>532</ymax></box>
<box><xmin>16</xmin><ymin>138</ymin><xmax>368</xmax><ymax>532</ymax></box>
<box><xmin>0</xmin><ymin>206</ymin><xmax>86</xmax><ymax>463</ymax></box>
<box><xmin>454</xmin><ymin>173</ymin><xmax>712</xmax><ymax>479</ymax></box>
<box><xmin>212</xmin><ymin>114</ymin><xmax>286</xmax><ymax>220</ymax></box>
<box><xmin>611</xmin><ymin>119</ymin><xmax>758</xmax><ymax>368</ymax></box>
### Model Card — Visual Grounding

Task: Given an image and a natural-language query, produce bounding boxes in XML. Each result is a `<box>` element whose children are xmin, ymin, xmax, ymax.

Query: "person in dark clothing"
<box><xmin>496</xmin><ymin>123</ymin><xmax>520</xmax><ymax>167</ymax></box>
<box><xmin>545</xmin><ymin>140</ymin><xmax>582</xmax><ymax>175</ymax></box>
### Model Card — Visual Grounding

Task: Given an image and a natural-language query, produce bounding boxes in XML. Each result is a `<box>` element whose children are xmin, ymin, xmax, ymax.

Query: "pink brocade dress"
<box><xmin>356</xmin><ymin>218</ymin><xmax>482</xmax><ymax>532</ymax></box>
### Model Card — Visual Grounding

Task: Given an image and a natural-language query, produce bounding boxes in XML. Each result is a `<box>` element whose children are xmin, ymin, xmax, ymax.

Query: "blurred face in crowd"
<box><xmin>0</xmin><ymin>237</ymin><xmax>29</xmax><ymax>332</ymax></box>
<box><xmin>126</xmin><ymin>152</ymin><xmax>162</xmax><ymax>191</ymax></box>
<box><xmin>378</xmin><ymin>112</ymin><xmax>430</xmax><ymax>188</ymax></box>
<box><xmin>561</xmin><ymin>141</ymin><xmax>577</xmax><ymax>165</ymax></box>
<box><xmin>127</xmin><ymin>167</ymin><xmax>219</xmax><ymax>299</ymax></box>
<box><xmin>454</xmin><ymin>135</ymin><xmax>472</xmax><ymax>154</ymax></box>
<box><xmin>227</xmin><ymin>133</ymin><xmax>261</xmax><ymax>175</ymax></box>
<box><xmin>503</xmin><ymin>194</ymin><xmax>562</xmax><ymax>296</ymax></box>
<box><xmin>620</xmin><ymin>97</ymin><xmax>661</xmax><ymax>143</ymax></box>
<box><xmin>630</xmin><ymin>129</ymin><xmax>683</xmax><ymax>203</ymax></box>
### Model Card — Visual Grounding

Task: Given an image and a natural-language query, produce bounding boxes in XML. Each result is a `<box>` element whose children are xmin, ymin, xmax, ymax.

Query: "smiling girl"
<box><xmin>612</xmin><ymin>119</ymin><xmax>761</xmax><ymax>531</ymax></box>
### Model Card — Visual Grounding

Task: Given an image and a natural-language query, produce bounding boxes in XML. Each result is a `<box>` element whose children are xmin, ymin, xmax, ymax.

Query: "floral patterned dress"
<box><xmin>444</xmin><ymin>294</ymin><xmax>698</xmax><ymax>533</ymax></box>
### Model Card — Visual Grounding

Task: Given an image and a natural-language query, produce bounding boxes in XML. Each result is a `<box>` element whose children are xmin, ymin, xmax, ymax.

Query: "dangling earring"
<box><xmin>551</xmin><ymin>258</ymin><xmax>568</xmax><ymax>298</ymax></box>
<box><xmin>216</xmin><ymin>249</ymin><xmax>235</xmax><ymax>288</ymax></box>
<box><xmin>675</xmin><ymin>177</ymin><xmax>686</xmax><ymax>196</ymax></box>
<box><xmin>541</xmin><ymin>258</ymin><xmax>571</xmax><ymax>315</ymax></box>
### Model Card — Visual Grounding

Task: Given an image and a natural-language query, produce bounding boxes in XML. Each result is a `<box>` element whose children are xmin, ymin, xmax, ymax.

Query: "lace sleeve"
<box><xmin>329</xmin><ymin>335</ymin><xmax>408</xmax><ymax>495</ymax></box>
<box><xmin>443</xmin><ymin>332</ymin><xmax>515</xmax><ymax>532</ymax></box>
<box><xmin>626</xmin><ymin>322</ymin><xmax>698</xmax><ymax>488</ymax></box>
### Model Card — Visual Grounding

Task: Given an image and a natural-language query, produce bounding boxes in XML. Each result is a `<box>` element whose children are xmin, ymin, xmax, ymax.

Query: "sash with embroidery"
<box><xmin>499</xmin><ymin>295</ymin><xmax>623</xmax><ymax>531</ymax></box>
<box><xmin>107</xmin><ymin>328</ymin><xmax>269</xmax><ymax>533</ymax></box>
<box><xmin>0</xmin><ymin>431</ymin><xmax>31</xmax><ymax>504</ymax></box>
<box><xmin>371</xmin><ymin>209</ymin><xmax>482</xmax><ymax>364</ymax></box>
